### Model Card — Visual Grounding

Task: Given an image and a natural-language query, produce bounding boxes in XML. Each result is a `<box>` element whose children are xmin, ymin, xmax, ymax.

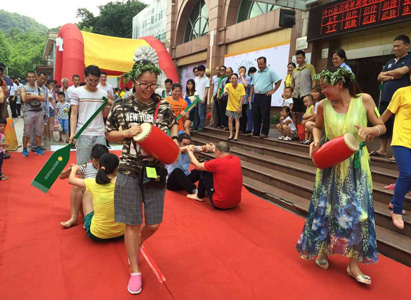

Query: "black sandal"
<box><xmin>369</xmin><ymin>151</ymin><xmax>385</xmax><ymax>157</ymax></box>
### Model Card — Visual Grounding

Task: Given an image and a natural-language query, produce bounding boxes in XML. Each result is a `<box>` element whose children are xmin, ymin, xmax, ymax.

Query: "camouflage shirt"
<box><xmin>105</xmin><ymin>95</ymin><xmax>176</xmax><ymax>178</ymax></box>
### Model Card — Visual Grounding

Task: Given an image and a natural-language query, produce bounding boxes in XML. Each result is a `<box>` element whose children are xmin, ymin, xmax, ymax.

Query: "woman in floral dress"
<box><xmin>296</xmin><ymin>67</ymin><xmax>386</xmax><ymax>285</ymax></box>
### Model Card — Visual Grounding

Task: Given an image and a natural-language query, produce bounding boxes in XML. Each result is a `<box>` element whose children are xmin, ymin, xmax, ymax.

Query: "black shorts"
<box><xmin>379</xmin><ymin>101</ymin><xmax>394</xmax><ymax>139</ymax></box>
<box><xmin>189</xmin><ymin>108</ymin><xmax>196</xmax><ymax>121</ymax></box>
<box><xmin>293</xmin><ymin>97</ymin><xmax>305</xmax><ymax>112</ymax></box>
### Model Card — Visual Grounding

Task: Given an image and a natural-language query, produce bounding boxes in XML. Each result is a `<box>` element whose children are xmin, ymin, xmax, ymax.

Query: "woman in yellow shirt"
<box><xmin>282</xmin><ymin>62</ymin><xmax>296</xmax><ymax>97</ymax></box>
<box><xmin>68</xmin><ymin>153</ymin><xmax>125</xmax><ymax>241</ymax></box>
<box><xmin>381</xmin><ymin>85</ymin><xmax>411</xmax><ymax>229</ymax></box>
<box><xmin>223</xmin><ymin>74</ymin><xmax>245</xmax><ymax>141</ymax></box>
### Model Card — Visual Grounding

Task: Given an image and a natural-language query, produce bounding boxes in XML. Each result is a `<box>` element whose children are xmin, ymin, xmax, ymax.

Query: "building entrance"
<box><xmin>347</xmin><ymin>54</ymin><xmax>392</xmax><ymax>105</ymax></box>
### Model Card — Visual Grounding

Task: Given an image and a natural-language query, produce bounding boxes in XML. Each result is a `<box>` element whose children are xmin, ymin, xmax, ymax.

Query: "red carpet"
<box><xmin>0</xmin><ymin>152</ymin><xmax>409</xmax><ymax>299</ymax></box>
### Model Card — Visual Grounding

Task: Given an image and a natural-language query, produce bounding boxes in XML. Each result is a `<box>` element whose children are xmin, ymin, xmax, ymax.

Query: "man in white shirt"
<box><xmin>209</xmin><ymin>66</ymin><xmax>220</xmax><ymax>127</ymax></box>
<box><xmin>69</xmin><ymin>65</ymin><xmax>112</xmax><ymax>165</ymax></box>
<box><xmin>97</xmin><ymin>71</ymin><xmax>114</xmax><ymax>148</ymax></box>
<box><xmin>61</xmin><ymin>78</ymin><xmax>70</xmax><ymax>103</ymax></box>
<box><xmin>67</xmin><ymin>74</ymin><xmax>81</xmax><ymax>100</ymax></box>
<box><xmin>12</xmin><ymin>78</ymin><xmax>23</xmax><ymax>117</ymax></box>
<box><xmin>66</xmin><ymin>74</ymin><xmax>81</xmax><ymax>138</ymax></box>
<box><xmin>97</xmin><ymin>71</ymin><xmax>114</xmax><ymax>100</ymax></box>
<box><xmin>192</xmin><ymin>65</ymin><xmax>210</xmax><ymax>132</ymax></box>
<box><xmin>162</xmin><ymin>78</ymin><xmax>173</xmax><ymax>98</ymax></box>
<box><xmin>9</xmin><ymin>78</ymin><xmax>18</xmax><ymax>118</ymax></box>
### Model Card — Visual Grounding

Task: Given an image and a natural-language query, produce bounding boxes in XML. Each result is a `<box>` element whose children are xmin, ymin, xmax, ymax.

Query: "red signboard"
<box><xmin>308</xmin><ymin>0</ymin><xmax>411</xmax><ymax>41</ymax></box>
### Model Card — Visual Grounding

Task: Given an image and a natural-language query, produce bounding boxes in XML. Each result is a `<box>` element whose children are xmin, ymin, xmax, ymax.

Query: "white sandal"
<box><xmin>315</xmin><ymin>258</ymin><xmax>329</xmax><ymax>270</ymax></box>
<box><xmin>346</xmin><ymin>266</ymin><xmax>371</xmax><ymax>285</ymax></box>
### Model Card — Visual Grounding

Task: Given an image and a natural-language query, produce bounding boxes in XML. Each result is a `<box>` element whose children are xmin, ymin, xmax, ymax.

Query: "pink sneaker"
<box><xmin>128</xmin><ymin>273</ymin><xmax>142</xmax><ymax>294</ymax></box>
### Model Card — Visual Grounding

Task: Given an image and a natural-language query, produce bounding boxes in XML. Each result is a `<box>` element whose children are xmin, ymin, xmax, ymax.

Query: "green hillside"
<box><xmin>0</xmin><ymin>10</ymin><xmax>48</xmax><ymax>78</ymax></box>
<box><xmin>0</xmin><ymin>9</ymin><xmax>48</xmax><ymax>33</ymax></box>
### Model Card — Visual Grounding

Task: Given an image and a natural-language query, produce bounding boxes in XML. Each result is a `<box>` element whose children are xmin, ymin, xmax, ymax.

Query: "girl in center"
<box><xmin>106</xmin><ymin>58</ymin><xmax>178</xmax><ymax>295</ymax></box>
<box><xmin>223</xmin><ymin>73</ymin><xmax>245</xmax><ymax>141</ymax></box>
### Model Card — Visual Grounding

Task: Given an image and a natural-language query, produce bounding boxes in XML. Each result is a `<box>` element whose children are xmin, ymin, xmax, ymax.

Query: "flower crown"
<box><xmin>313</xmin><ymin>68</ymin><xmax>355</xmax><ymax>85</ymax></box>
<box><xmin>122</xmin><ymin>60</ymin><xmax>162</xmax><ymax>84</ymax></box>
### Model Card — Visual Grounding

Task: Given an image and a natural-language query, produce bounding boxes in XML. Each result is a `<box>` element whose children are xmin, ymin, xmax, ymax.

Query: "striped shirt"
<box><xmin>78</xmin><ymin>163</ymin><xmax>98</xmax><ymax>179</ymax></box>
<box><xmin>70</xmin><ymin>86</ymin><xmax>107</xmax><ymax>136</ymax></box>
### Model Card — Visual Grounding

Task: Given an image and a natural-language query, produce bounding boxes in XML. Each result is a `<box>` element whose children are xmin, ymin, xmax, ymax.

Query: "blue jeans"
<box><xmin>391</xmin><ymin>146</ymin><xmax>411</xmax><ymax>214</ymax></box>
<box><xmin>59</xmin><ymin>119</ymin><xmax>69</xmax><ymax>133</ymax></box>
<box><xmin>193</xmin><ymin>102</ymin><xmax>206</xmax><ymax>130</ymax></box>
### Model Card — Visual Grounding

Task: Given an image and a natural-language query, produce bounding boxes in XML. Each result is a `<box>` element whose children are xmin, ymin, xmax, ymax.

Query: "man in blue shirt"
<box><xmin>238</xmin><ymin>66</ymin><xmax>252</xmax><ymax>133</ymax></box>
<box><xmin>373</xmin><ymin>35</ymin><xmax>411</xmax><ymax>159</ymax></box>
<box><xmin>166</xmin><ymin>133</ymin><xmax>214</xmax><ymax>195</ymax></box>
<box><xmin>209</xmin><ymin>66</ymin><xmax>221</xmax><ymax>127</ymax></box>
<box><xmin>248</xmin><ymin>57</ymin><xmax>282</xmax><ymax>138</ymax></box>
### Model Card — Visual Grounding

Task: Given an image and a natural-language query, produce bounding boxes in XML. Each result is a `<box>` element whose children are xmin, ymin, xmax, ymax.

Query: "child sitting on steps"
<box><xmin>303</xmin><ymin>85</ymin><xmax>325</xmax><ymax>145</ymax></box>
<box><xmin>277</xmin><ymin>106</ymin><xmax>297</xmax><ymax>141</ymax></box>
<box><xmin>300</xmin><ymin>94</ymin><xmax>315</xmax><ymax>144</ymax></box>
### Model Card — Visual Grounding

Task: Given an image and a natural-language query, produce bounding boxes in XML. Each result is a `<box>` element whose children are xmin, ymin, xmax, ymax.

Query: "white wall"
<box><xmin>224</xmin><ymin>44</ymin><xmax>290</xmax><ymax>107</ymax></box>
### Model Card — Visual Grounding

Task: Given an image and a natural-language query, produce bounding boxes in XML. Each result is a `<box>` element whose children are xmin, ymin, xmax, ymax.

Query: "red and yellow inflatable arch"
<box><xmin>54</xmin><ymin>24</ymin><xmax>178</xmax><ymax>86</ymax></box>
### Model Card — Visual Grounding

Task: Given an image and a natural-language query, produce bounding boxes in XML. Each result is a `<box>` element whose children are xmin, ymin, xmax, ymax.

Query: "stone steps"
<box><xmin>191</xmin><ymin>128</ymin><xmax>411</xmax><ymax>266</ymax></box>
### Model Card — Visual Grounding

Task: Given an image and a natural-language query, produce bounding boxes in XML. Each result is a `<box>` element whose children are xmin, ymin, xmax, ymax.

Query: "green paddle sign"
<box><xmin>31</xmin><ymin>96</ymin><xmax>109</xmax><ymax>193</ymax></box>
<box><xmin>176</xmin><ymin>96</ymin><xmax>201</xmax><ymax>121</ymax></box>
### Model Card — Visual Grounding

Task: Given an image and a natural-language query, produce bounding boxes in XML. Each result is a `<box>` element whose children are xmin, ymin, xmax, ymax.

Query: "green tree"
<box><xmin>5</xmin><ymin>29</ymin><xmax>46</xmax><ymax>78</ymax></box>
<box><xmin>0</xmin><ymin>30</ymin><xmax>11</xmax><ymax>65</ymax></box>
<box><xmin>77</xmin><ymin>0</ymin><xmax>146</xmax><ymax>38</ymax></box>
<box><xmin>76</xmin><ymin>8</ymin><xmax>96</xmax><ymax>31</ymax></box>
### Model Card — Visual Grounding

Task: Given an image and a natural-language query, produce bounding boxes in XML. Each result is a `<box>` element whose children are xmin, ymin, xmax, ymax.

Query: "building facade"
<box><xmin>133</xmin><ymin>0</ymin><xmax>168</xmax><ymax>44</ymax></box>
<box><xmin>167</xmin><ymin>0</ymin><xmax>298</xmax><ymax>106</ymax></box>
<box><xmin>307</xmin><ymin>0</ymin><xmax>411</xmax><ymax>102</ymax></box>
<box><xmin>42</xmin><ymin>30</ymin><xmax>58</xmax><ymax>79</ymax></box>
<box><xmin>167</xmin><ymin>0</ymin><xmax>411</xmax><ymax>106</ymax></box>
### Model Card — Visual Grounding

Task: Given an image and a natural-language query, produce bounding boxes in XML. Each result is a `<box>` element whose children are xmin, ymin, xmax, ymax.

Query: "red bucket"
<box><xmin>312</xmin><ymin>133</ymin><xmax>359</xmax><ymax>169</ymax></box>
<box><xmin>133</xmin><ymin>123</ymin><xmax>180</xmax><ymax>164</ymax></box>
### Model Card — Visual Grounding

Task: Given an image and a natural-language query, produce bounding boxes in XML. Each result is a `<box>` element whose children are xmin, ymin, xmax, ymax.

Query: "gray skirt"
<box><xmin>225</xmin><ymin>110</ymin><xmax>242</xmax><ymax>119</ymax></box>
<box><xmin>114</xmin><ymin>173</ymin><xmax>166</xmax><ymax>225</ymax></box>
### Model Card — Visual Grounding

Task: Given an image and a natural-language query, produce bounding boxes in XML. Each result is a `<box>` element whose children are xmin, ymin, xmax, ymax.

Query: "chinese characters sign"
<box><xmin>132</xmin><ymin>0</ymin><xmax>167</xmax><ymax>44</ymax></box>
<box><xmin>308</xmin><ymin>0</ymin><xmax>411</xmax><ymax>41</ymax></box>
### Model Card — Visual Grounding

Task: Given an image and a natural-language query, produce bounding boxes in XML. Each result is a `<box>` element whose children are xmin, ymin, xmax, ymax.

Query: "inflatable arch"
<box><xmin>54</xmin><ymin>24</ymin><xmax>178</xmax><ymax>87</ymax></box>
